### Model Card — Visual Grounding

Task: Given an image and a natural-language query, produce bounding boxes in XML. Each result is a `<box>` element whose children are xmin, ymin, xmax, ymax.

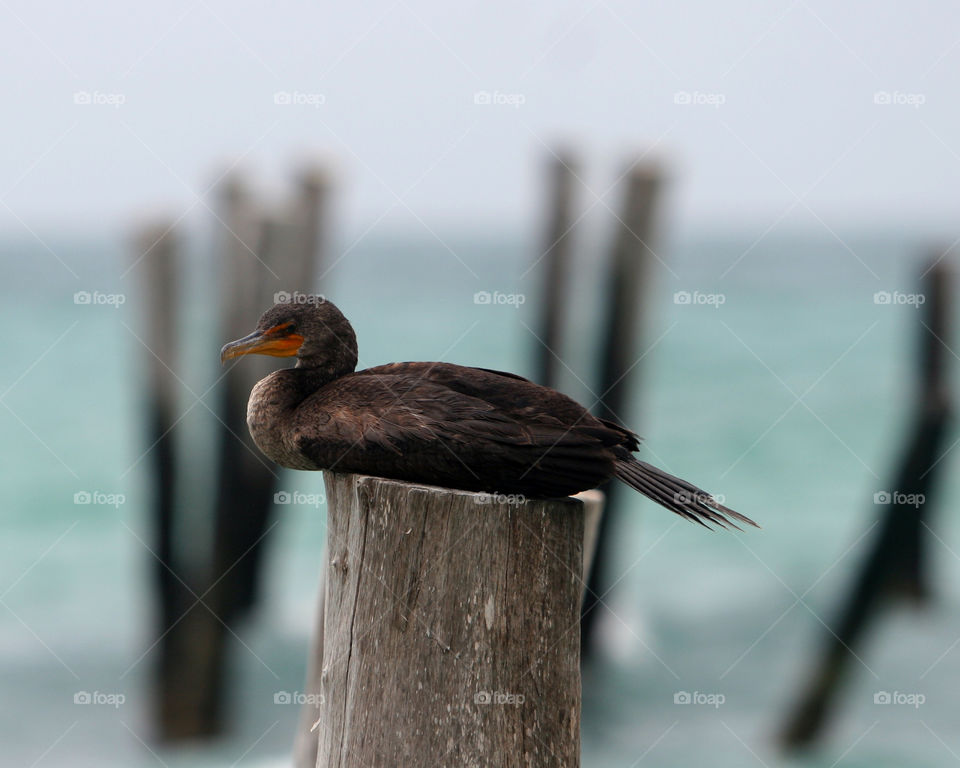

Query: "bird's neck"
<box><xmin>246</xmin><ymin>366</ymin><xmax>346</xmax><ymax>469</ymax></box>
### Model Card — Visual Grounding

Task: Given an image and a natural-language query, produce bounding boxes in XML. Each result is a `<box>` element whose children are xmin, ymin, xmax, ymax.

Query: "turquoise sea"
<box><xmin>4</xmin><ymin>225</ymin><xmax>960</xmax><ymax>766</ymax></box>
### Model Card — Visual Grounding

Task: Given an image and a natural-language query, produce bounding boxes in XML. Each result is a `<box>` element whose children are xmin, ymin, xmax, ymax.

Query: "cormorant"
<box><xmin>221</xmin><ymin>299</ymin><xmax>756</xmax><ymax>529</ymax></box>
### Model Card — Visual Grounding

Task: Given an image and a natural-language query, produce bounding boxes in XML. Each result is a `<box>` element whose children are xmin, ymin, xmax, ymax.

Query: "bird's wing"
<box><xmin>360</xmin><ymin>362</ymin><xmax>642</xmax><ymax>451</ymax></box>
<box><xmin>291</xmin><ymin>372</ymin><xmax>618</xmax><ymax>497</ymax></box>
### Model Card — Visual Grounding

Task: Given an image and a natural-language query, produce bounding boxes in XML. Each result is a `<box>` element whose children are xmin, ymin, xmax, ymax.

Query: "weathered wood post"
<box><xmin>295</xmin><ymin>490</ymin><xmax>603</xmax><ymax>768</ymax></box>
<box><xmin>314</xmin><ymin>473</ymin><xmax>585</xmax><ymax>767</ymax></box>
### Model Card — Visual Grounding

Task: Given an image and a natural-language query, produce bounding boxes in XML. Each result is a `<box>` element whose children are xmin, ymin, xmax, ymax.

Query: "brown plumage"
<box><xmin>221</xmin><ymin>299</ymin><xmax>757</xmax><ymax>530</ymax></box>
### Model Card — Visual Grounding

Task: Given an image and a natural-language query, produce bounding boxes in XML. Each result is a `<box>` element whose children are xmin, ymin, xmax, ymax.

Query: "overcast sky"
<box><xmin>2</xmin><ymin>0</ymin><xmax>959</xmax><ymax>236</ymax></box>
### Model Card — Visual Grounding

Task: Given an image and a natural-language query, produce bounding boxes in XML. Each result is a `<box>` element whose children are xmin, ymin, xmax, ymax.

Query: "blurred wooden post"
<box><xmin>581</xmin><ymin>162</ymin><xmax>662</xmax><ymax>657</ymax></box>
<box><xmin>535</xmin><ymin>151</ymin><xmax>578</xmax><ymax>388</ymax></box>
<box><xmin>312</xmin><ymin>474</ymin><xmax>584</xmax><ymax>767</ymax></box>
<box><xmin>156</xmin><ymin>165</ymin><xmax>331</xmax><ymax>740</ymax></box>
<box><xmin>136</xmin><ymin>222</ymin><xmax>180</xmax><ymax>630</ymax></box>
<box><xmin>223</xmin><ymin>165</ymin><xmax>331</xmax><ymax>615</ymax></box>
<box><xmin>780</xmin><ymin>256</ymin><xmax>954</xmax><ymax>749</ymax></box>
<box><xmin>134</xmin><ymin>222</ymin><xmax>189</xmax><ymax>737</ymax></box>
<box><xmin>289</xmin><ymin>166</ymin><xmax>330</xmax><ymax>293</ymax></box>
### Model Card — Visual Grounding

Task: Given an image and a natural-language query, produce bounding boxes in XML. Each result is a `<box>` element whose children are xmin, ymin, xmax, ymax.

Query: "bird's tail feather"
<box><xmin>615</xmin><ymin>458</ymin><xmax>758</xmax><ymax>530</ymax></box>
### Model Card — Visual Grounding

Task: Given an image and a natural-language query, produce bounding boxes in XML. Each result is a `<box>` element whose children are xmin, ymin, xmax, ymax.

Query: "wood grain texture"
<box><xmin>315</xmin><ymin>473</ymin><xmax>585</xmax><ymax>768</ymax></box>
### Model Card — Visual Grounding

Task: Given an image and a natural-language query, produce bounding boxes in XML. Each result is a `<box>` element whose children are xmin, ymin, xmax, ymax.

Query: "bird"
<box><xmin>220</xmin><ymin>298</ymin><xmax>757</xmax><ymax>530</ymax></box>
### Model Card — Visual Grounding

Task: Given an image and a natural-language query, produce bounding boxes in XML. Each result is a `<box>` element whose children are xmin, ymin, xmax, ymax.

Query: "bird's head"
<box><xmin>220</xmin><ymin>297</ymin><xmax>358</xmax><ymax>376</ymax></box>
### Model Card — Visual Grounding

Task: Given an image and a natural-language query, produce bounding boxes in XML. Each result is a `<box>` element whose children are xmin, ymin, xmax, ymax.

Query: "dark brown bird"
<box><xmin>221</xmin><ymin>299</ymin><xmax>756</xmax><ymax>529</ymax></box>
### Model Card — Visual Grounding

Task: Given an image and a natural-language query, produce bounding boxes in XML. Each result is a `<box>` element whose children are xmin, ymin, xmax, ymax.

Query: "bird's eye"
<box><xmin>265</xmin><ymin>321</ymin><xmax>296</xmax><ymax>336</ymax></box>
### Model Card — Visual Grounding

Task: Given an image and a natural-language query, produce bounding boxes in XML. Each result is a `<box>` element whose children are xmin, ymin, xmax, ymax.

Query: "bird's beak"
<box><xmin>220</xmin><ymin>327</ymin><xmax>304</xmax><ymax>364</ymax></box>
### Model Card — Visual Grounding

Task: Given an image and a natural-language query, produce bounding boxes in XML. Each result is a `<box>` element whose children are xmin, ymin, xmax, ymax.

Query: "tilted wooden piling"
<box><xmin>581</xmin><ymin>162</ymin><xmax>662</xmax><ymax>657</ymax></box>
<box><xmin>312</xmin><ymin>473</ymin><xmax>585</xmax><ymax>767</ymax></box>
<box><xmin>780</xmin><ymin>256</ymin><xmax>954</xmax><ymax>749</ymax></box>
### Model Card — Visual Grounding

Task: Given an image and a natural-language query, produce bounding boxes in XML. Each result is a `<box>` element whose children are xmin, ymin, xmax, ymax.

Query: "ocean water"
<box><xmin>3</xmin><ymin>224</ymin><xmax>960</xmax><ymax>766</ymax></box>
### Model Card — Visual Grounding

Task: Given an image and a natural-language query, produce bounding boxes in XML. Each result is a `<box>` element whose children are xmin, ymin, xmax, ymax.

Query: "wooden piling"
<box><xmin>294</xmin><ymin>489</ymin><xmax>604</xmax><ymax>767</ymax></box>
<box><xmin>135</xmin><ymin>221</ymin><xmax>180</xmax><ymax>632</ymax></box>
<box><xmin>312</xmin><ymin>473</ymin><xmax>585</xmax><ymax>768</ymax></box>
<box><xmin>779</xmin><ymin>256</ymin><xmax>954</xmax><ymax>749</ymax></box>
<box><xmin>134</xmin><ymin>221</ymin><xmax>190</xmax><ymax>737</ymax></box>
<box><xmin>212</xmin><ymin>210</ymin><xmax>282</xmax><ymax>623</ymax></box>
<box><xmin>581</xmin><ymin>162</ymin><xmax>662</xmax><ymax>657</ymax></box>
<box><xmin>220</xmin><ymin>166</ymin><xmax>331</xmax><ymax>616</ymax></box>
<box><xmin>535</xmin><ymin>151</ymin><xmax>579</xmax><ymax>388</ymax></box>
